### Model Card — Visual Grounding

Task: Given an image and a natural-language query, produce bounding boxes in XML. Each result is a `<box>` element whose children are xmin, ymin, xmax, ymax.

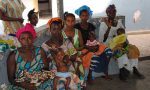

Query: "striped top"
<box><xmin>0</xmin><ymin>0</ymin><xmax>25</xmax><ymax>34</ymax></box>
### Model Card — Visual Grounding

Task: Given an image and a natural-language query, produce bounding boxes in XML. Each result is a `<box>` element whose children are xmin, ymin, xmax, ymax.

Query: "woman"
<box><xmin>7</xmin><ymin>24</ymin><xmax>53</xmax><ymax>90</ymax></box>
<box><xmin>99</xmin><ymin>4</ymin><xmax>124</xmax><ymax>45</ymax></box>
<box><xmin>0</xmin><ymin>0</ymin><xmax>25</xmax><ymax>35</ymax></box>
<box><xmin>63</xmin><ymin>13</ymin><xmax>86</xmax><ymax>86</ymax></box>
<box><xmin>74</xmin><ymin>5</ymin><xmax>112</xmax><ymax>82</ymax></box>
<box><xmin>63</xmin><ymin>12</ymin><xmax>84</xmax><ymax>51</ymax></box>
<box><xmin>99</xmin><ymin>4</ymin><xmax>131</xmax><ymax>78</ymax></box>
<box><xmin>41</xmin><ymin>17</ymin><xmax>82</xmax><ymax>89</ymax></box>
<box><xmin>81</xmin><ymin>32</ymin><xmax>112</xmax><ymax>81</ymax></box>
<box><xmin>98</xmin><ymin>4</ymin><xmax>125</xmax><ymax>76</ymax></box>
<box><xmin>74</xmin><ymin>5</ymin><xmax>96</xmax><ymax>45</ymax></box>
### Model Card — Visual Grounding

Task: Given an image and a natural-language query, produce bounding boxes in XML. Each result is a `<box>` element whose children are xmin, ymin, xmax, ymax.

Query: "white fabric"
<box><xmin>116</xmin><ymin>54</ymin><xmax>139</xmax><ymax>71</ymax></box>
<box><xmin>86</xmin><ymin>40</ymin><xmax>99</xmax><ymax>46</ymax></box>
<box><xmin>129</xmin><ymin>58</ymin><xmax>138</xmax><ymax>71</ymax></box>
<box><xmin>0</xmin><ymin>20</ymin><xmax>5</xmax><ymax>35</ymax></box>
<box><xmin>99</xmin><ymin>19</ymin><xmax>124</xmax><ymax>46</ymax></box>
<box><xmin>56</xmin><ymin>72</ymin><xmax>71</xmax><ymax>78</ymax></box>
<box><xmin>117</xmin><ymin>54</ymin><xmax>130</xmax><ymax>69</ymax></box>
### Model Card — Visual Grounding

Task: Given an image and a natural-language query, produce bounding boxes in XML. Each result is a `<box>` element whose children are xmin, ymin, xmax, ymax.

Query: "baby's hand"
<box><xmin>94</xmin><ymin>52</ymin><xmax>99</xmax><ymax>56</ymax></box>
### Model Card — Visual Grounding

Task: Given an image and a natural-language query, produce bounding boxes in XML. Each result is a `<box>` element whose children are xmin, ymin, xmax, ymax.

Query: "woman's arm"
<box><xmin>7</xmin><ymin>51</ymin><xmax>36</xmax><ymax>90</ymax></box>
<box><xmin>40</xmin><ymin>48</ymin><xmax>49</xmax><ymax>70</ymax></box>
<box><xmin>77</xmin><ymin>30</ymin><xmax>84</xmax><ymax>50</ymax></box>
<box><xmin>7</xmin><ymin>51</ymin><xmax>17</xmax><ymax>86</ymax></box>
<box><xmin>0</xmin><ymin>9</ymin><xmax>23</xmax><ymax>23</ymax></box>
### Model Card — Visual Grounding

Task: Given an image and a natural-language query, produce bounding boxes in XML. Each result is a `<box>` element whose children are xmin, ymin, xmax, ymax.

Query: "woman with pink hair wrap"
<box><xmin>7</xmin><ymin>24</ymin><xmax>54</xmax><ymax>89</ymax></box>
<box><xmin>16</xmin><ymin>23</ymin><xmax>36</xmax><ymax>40</ymax></box>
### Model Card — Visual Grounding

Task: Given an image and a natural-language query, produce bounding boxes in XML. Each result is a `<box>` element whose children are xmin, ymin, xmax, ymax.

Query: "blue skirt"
<box><xmin>90</xmin><ymin>48</ymin><xmax>112</xmax><ymax>73</ymax></box>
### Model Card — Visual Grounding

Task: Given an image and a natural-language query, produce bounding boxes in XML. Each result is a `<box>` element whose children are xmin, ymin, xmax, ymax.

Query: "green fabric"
<box><xmin>73</xmin><ymin>29</ymin><xmax>80</xmax><ymax>48</ymax></box>
<box><xmin>61</xmin><ymin>31</ymin><xmax>77</xmax><ymax>56</ymax></box>
<box><xmin>62</xmin><ymin>29</ymin><xmax>80</xmax><ymax>48</ymax></box>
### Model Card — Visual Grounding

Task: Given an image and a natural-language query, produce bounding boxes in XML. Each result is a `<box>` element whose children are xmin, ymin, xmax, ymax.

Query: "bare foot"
<box><xmin>105</xmin><ymin>76</ymin><xmax>112</xmax><ymax>80</ymax></box>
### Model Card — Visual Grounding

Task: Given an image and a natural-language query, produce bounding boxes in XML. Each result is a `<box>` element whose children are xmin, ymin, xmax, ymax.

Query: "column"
<box><xmin>52</xmin><ymin>0</ymin><xmax>64</xmax><ymax>18</ymax></box>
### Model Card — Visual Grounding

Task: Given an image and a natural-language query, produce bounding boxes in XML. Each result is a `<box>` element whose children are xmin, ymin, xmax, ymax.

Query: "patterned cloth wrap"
<box><xmin>0</xmin><ymin>34</ymin><xmax>18</xmax><ymax>52</ymax></box>
<box><xmin>109</xmin><ymin>34</ymin><xmax>128</xmax><ymax>58</ymax></box>
<box><xmin>8</xmin><ymin>47</ymin><xmax>53</xmax><ymax>90</ymax></box>
<box><xmin>113</xmin><ymin>46</ymin><xmax>128</xmax><ymax>58</ymax></box>
<box><xmin>15</xmin><ymin>70</ymin><xmax>55</xmax><ymax>87</ymax></box>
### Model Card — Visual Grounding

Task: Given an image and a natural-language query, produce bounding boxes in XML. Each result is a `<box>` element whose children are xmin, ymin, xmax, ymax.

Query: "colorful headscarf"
<box><xmin>47</xmin><ymin>17</ymin><xmax>64</xmax><ymax>29</ymax></box>
<box><xmin>75</xmin><ymin>5</ymin><xmax>93</xmax><ymax>16</ymax></box>
<box><xmin>16</xmin><ymin>23</ymin><xmax>36</xmax><ymax>39</ymax></box>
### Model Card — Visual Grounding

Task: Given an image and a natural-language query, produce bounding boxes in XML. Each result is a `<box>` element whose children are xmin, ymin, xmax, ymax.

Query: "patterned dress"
<box><xmin>8</xmin><ymin>47</ymin><xmax>53</xmax><ymax>90</ymax></box>
<box><xmin>62</xmin><ymin>30</ymin><xmax>85</xmax><ymax>84</ymax></box>
<box><xmin>0</xmin><ymin>0</ymin><xmax>25</xmax><ymax>34</ymax></box>
<box><xmin>42</xmin><ymin>32</ymin><xmax>82</xmax><ymax>89</ymax></box>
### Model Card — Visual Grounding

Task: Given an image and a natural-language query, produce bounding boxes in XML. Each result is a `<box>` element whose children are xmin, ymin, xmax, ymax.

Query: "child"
<box><xmin>109</xmin><ymin>28</ymin><xmax>144</xmax><ymax>81</ymax></box>
<box><xmin>52</xmin><ymin>48</ymin><xmax>76</xmax><ymax>90</ymax></box>
<box><xmin>28</xmin><ymin>9</ymin><xmax>38</xmax><ymax>26</ymax></box>
<box><xmin>81</xmin><ymin>32</ymin><xmax>112</xmax><ymax>82</ymax></box>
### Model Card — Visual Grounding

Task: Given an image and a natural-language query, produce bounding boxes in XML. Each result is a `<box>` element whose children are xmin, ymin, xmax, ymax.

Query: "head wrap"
<box><xmin>75</xmin><ymin>5</ymin><xmax>93</xmax><ymax>16</ymax></box>
<box><xmin>16</xmin><ymin>23</ymin><xmax>36</xmax><ymax>39</ymax></box>
<box><xmin>47</xmin><ymin>17</ymin><xmax>64</xmax><ymax>29</ymax></box>
<box><xmin>106</xmin><ymin>4</ymin><xmax>116</xmax><ymax>14</ymax></box>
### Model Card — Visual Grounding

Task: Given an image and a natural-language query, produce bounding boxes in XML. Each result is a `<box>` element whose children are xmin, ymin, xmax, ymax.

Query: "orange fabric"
<box><xmin>81</xmin><ymin>43</ymin><xmax>107</xmax><ymax>68</ymax></box>
<box><xmin>127</xmin><ymin>44</ymin><xmax>140</xmax><ymax>59</ymax></box>
<box><xmin>82</xmin><ymin>52</ymin><xmax>93</xmax><ymax>68</ymax></box>
<box><xmin>95</xmin><ymin>43</ymin><xmax>107</xmax><ymax>55</ymax></box>
<box><xmin>47</xmin><ymin>17</ymin><xmax>64</xmax><ymax>28</ymax></box>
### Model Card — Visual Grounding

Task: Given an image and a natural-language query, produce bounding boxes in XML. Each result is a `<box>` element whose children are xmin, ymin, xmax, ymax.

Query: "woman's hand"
<box><xmin>21</xmin><ymin>82</ymin><xmax>37</xmax><ymax>90</ymax></box>
<box><xmin>18</xmin><ymin>18</ymin><xmax>24</xmax><ymax>23</ymax></box>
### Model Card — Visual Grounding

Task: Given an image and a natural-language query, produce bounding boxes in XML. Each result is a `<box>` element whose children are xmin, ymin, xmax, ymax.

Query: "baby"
<box><xmin>52</xmin><ymin>48</ymin><xmax>72</xmax><ymax>90</ymax></box>
<box><xmin>81</xmin><ymin>32</ymin><xmax>112</xmax><ymax>82</ymax></box>
<box><xmin>109</xmin><ymin>28</ymin><xmax>144</xmax><ymax>81</ymax></box>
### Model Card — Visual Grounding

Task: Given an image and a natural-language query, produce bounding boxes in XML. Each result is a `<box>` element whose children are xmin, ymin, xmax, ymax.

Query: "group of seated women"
<box><xmin>6</xmin><ymin>4</ymin><xmax>144</xmax><ymax>90</ymax></box>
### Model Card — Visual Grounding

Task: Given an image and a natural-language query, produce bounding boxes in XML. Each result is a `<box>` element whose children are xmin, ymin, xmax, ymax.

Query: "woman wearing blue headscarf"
<box><xmin>74</xmin><ymin>5</ymin><xmax>112</xmax><ymax>84</ymax></box>
<box><xmin>74</xmin><ymin>5</ymin><xmax>96</xmax><ymax>45</ymax></box>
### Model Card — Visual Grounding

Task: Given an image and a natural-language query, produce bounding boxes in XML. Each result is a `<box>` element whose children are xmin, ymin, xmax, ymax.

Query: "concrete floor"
<box><xmin>87</xmin><ymin>60</ymin><xmax>150</xmax><ymax>90</ymax></box>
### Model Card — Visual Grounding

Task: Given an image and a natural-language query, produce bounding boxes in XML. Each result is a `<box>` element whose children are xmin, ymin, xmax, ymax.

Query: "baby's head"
<box><xmin>52</xmin><ymin>48</ymin><xmax>65</xmax><ymax>61</ymax></box>
<box><xmin>50</xmin><ymin>36</ymin><xmax>63</xmax><ymax>49</ymax></box>
<box><xmin>88</xmin><ymin>32</ymin><xmax>96</xmax><ymax>42</ymax></box>
<box><xmin>117</xmin><ymin>28</ymin><xmax>125</xmax><ymax>35</ymax></box>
